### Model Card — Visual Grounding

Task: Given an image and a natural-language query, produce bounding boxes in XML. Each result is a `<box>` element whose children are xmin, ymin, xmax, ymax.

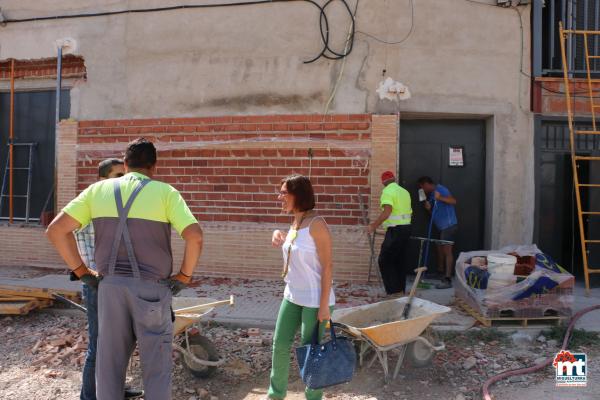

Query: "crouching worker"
<box><xmin>46</xmin><ymin>138</ymin><xmax>203</xmax><ymax>400</ymax></box>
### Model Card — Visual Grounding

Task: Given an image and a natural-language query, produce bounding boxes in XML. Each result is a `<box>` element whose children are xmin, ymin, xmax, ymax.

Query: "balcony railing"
<box><xmin>535</xmin><ymin>0</ymin><xmax>600</xmax><ymax>76</ymax></box>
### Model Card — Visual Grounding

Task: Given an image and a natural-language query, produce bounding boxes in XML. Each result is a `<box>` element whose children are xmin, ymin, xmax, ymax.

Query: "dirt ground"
<box><xmin>1</xmin><ymin>310</ymin><xmax>598</xmax><ymax>400</ymax></box>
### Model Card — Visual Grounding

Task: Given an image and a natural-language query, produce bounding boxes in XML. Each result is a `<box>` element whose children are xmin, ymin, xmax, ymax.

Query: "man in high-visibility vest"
<box><xmin>368</xmin><ymin>171</ymin><xmax>412</xmax><ymax>296</ymax></box>
<box><xmin>47</xmin><ymin>138</ymin><xmax>203</xmax><ymax>400</ymax></box>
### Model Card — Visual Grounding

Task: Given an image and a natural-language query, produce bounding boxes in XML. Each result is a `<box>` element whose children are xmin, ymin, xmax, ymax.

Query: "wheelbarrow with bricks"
<box><xmin>53</xmin><ymin>293</ymin><xmax>235</xmax><ymax>378</ymax></box>
<box><xmin>171</xmin><ymin>295</ymin><xmax>234</xmax><ymax>378</ymax></box>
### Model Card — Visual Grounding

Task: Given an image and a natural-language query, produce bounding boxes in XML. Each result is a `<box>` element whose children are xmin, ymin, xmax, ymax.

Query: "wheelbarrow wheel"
<box><xmin>405</xmin><ymin>329</ymin><xmax>439</xmax><ymax>368</ymax></box>
<box><xmin>181</xmin><ymin>334</ymin><xmax>220</xmax><ymax>378</ymax></box>
<box><xmin>405</xmin><ymin>340</ymin><xmax>434</xmax><ymax>368</ymax></box>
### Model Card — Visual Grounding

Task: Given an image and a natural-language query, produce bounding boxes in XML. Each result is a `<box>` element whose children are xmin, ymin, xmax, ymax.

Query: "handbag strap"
<box><xmin>311</xmin><ymin>319</ymin><xmax>338</xmax><ymax>347</ymax></box>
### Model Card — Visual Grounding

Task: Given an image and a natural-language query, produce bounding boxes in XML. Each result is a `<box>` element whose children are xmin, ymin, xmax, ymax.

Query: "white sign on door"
<box><xmin>449</xmin><ymin>146</ymin><xmax>464</xmax><ymax>167</ymax></box>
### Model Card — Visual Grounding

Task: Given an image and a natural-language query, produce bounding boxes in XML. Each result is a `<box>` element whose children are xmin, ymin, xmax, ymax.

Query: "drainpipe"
<box><xmin>54</xmin><ymin>45</ymin><xmax>62</xmax><ymax>215</ymax></box>
<box><xmin>9</xmin><ymin>59</ymin><xmax>14</xmax><ymax>224</ymax></box>
<box><xmin>53</xmin><ymin>37</ymin><xmax>76</xmax><ymax>213</ymax></box>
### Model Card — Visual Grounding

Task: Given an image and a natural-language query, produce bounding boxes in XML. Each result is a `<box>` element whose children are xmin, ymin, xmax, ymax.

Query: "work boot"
<box><xmin>124</xmin><ymin>387</ymin><xmax>144</xmax><ymax>399</ymax></box>
<box><xmin>435</xmin><ymin>278</ymin><xmax>452</xmax><ymax>289</ymax></box>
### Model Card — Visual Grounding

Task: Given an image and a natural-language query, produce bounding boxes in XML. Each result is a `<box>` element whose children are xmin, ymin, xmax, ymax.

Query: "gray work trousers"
<box><xmin>97</xmin><ymin>276</ymin><xmax>173</xmax><ymax>400</ymax></box>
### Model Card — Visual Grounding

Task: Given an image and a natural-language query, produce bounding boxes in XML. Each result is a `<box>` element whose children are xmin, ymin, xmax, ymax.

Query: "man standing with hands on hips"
<box><xmin>368</xmin><ymin>171</ymin><xmax>412</xmax><ymax>297</ymax></box>
<box><xmin>46</xmin><ymin>138</ymin><xmax>203</xmax><ymax>400</ymax></box>
<box><xmin>71</xmin><ymin>158</ymin><xmax>144</xmax><ymax>400</ymax></box>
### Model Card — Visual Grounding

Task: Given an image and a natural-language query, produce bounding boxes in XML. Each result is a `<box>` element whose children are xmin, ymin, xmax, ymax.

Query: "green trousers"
<box><xmin>268</xmin><ymin>299</ymin><xmax>333</xmax><ymax>400</ymax></box>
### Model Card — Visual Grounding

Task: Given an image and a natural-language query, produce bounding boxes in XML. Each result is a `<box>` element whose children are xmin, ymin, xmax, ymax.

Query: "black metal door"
<box><xmin>399</xmin><ymin>119</ymin><xmax>486</xmax><ymax>272</ymax></box>
<box><xmin>537</xmin><ymin>151</ymin><xmax>586</xmax><ymax>276</ymax></box>
<box><xmin>0</xmin><ymin>90</ymin><xmax>70</xmax><ymax>222</ymax></box>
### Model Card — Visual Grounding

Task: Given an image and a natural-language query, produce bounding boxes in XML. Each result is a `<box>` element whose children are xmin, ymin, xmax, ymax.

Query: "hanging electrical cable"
<box><xmin>322</xmin><ymin>0</ymin><xmax>359</xmax><ymax>114</ymax></box>
<box><xmin>355</xmin><ymin>0</ymin><xmax>414</xmax><ymax>45</ymax></box>
<box><xmin>1</xmin><ymin>0</ymin><xmax>356</xmax><ymax>64</ymax></box>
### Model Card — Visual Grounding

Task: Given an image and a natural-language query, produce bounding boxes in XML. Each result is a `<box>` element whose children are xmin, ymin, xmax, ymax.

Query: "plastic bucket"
<box><xmin>487</xmin><ymin>253</ymin><xmax>517</xmax><ymax>275</ymax></box>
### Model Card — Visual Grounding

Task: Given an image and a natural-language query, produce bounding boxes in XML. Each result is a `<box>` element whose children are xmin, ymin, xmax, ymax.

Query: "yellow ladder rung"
<box><xmin>575</xmin><ymin>130</ymin><xmax>600</xmax><ymax>134</ymax></box>
<box><xmin>575</xmin><ymin>156</ymin><xmax>600</xmax><ymax>161</ymax></box>
<box><xmin>577</xmin><ymin>183</ymin><xmax>600</xmax><ymax>187</ymax></box>
<box><xmin>589</xmin><ymin>269</ymin><xmax>600</xmax><ymax>274</ymax></box>
<box><xmin>589</xmin><ymin>55</ymin><xmax>600</xmax><ymax>59</ymax></box>
<box><xmin>593</xmin><ymin>105</ymin><xmax>600</xmax><ymax>108</ymax></box>
<box><xmin>582</xmin><ymin>211</ymin><xmax>600</xmax><ymax>215</ymax></box>
<box><xmin>563</xmin><ymin>29</ymin><xmax>600</xmax><ymax>35</ymax></box>
<box><xmin>584</xmin><ymin>240</ymin><xmax>600</xmax><ymax>243</ymax></box>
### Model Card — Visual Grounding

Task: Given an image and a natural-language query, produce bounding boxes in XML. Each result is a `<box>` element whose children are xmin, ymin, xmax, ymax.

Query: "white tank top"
<box><xmin>282</xmin><ymin>217</ymin><xmax>335</xmax><ymax>308</ymax></box>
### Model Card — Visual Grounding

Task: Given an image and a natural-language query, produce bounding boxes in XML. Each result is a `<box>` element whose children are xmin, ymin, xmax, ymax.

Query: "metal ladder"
<box><xmin>559</xmin><ymin>23</ymin><xmax>600</xmax><ymax>293</ymax></box>
<box><xmin>0</xmin><ymin>142</ymin><xmax>37</xmax><ymax>223</ymax></box>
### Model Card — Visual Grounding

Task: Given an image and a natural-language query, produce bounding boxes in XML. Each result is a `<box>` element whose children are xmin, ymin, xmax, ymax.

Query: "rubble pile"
<box><xmin>203</xmin><ymin>325</ymin><xmax>275</xmax><ymax>377</ymax></box>
<box><xmin>429</xmin><ymin>329</ymin><xmax>559</xmax><ymax>399</ymax></box>
<box><xmin>30</xmin><ymin>328</ymin><xmax>89</xmax><ymax>369</ymax></box>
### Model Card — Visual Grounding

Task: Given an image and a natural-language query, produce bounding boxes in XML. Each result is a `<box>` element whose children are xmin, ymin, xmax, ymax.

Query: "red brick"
<box><xmin>331</xmin><ymin>115</ymin><xmax>349</xmax><ymax>122</ymax></box>
<box><xmin>242</xmin><ymin>124</ymin><xmax>259</xmax><ymax>131</ymax></box>
<box><xmin>223</xmin><ymin>124</ymin><xmax>241</xmax><ymax>131</ymax></box>
<box><xmin>288</xmin><ymin>123</ymin><xmax>306</xmax><ymax>131</ymax></box>
<box><xmin>272</xmin><ymin>123</ymin><xmax>289</xmax><ymax>131</ymax></box>
<box><xmin>306</xmin><ymin>123</ymin><xmax>323</xmax><ymax>130</ymax></box>
<box><xmin>323</xmin><ymin>123</ymin><xmax>340</xmax><ymax>131</ymax></box>
<box><xmin>348</xmin><ymin>114</ymin><xmax>371</xmax><ymax>121</ymax></box>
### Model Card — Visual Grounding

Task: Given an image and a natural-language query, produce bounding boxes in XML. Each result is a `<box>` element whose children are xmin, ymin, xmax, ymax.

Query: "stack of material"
<box><xmin>455</xmin><ymin>245</ymin><xmax>574</xmax><ymax>326</ymax></box>
<box><xmin>0</xmin><ymin>275</ymin><xmax>82</xmax><ymax>315</ymax></box>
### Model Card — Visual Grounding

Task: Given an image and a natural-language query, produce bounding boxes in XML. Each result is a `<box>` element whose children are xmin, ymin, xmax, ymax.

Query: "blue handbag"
<box><xmin>295</xmin><ymin>320</ymin><xmax>356</xmax><ymax>389</ymax></box>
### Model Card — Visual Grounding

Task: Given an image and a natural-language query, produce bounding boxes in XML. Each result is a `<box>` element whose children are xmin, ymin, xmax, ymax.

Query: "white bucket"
<box><xmin>487</xmin><ymin>273</ymin><xmax>517</xmax><ymax>289</ymax></box>
<box><xmin>487</xmin><ymin>253</ymin><xmax>517</xmax><ymax>275</ymax></box>
<box><xmin>486</xmin><ymin>253</ymin><xmax>517</xmax><ymax>290</ymax></box>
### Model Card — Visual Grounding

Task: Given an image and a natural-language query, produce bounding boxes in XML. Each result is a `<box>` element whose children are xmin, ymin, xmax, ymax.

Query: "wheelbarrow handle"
<box><xmin>329</xmin><ymin>322</ymin><xmax>362</xmax><ymax>338</ymax></box>
<box><xmin>174</xmin><ymin>295</ymin><xmax>234</xmax><ymax>315</ymax></box>
<box><xmin>52</xmin><ymin>293</ymin><xmax>87</xmax><ymax>314</ymax></box>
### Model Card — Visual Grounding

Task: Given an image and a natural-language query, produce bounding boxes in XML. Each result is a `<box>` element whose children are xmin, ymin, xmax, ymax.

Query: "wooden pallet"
<box><xmin>456</xmin><ymin>298</ymin><xmax>565</xmax><ymax>328</ymax></box>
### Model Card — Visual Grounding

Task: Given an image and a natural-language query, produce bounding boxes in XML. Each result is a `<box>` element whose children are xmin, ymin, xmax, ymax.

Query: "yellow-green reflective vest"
<box><xmin>380</xmin><ymin>182</ymin><xmax>412</xmax><ymax>228</ymax></box>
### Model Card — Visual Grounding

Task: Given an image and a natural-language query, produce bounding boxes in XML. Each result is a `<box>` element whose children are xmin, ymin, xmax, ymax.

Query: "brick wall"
<box><xmin>57</xmin><ymin>121</ymin><xmax>78</xmax><ymax>210</ymax></box>
<box><xmin>0</xmin><ymin>55</ymin><xmax>86</xmax><ymax>80</ymax></box>
<box><xmin>77</xmin><ymin>115</ymin><xmax>371</xmax><ymax>225</ymax></box>
<box><xmin>0</xmin><ymin>225</ymin><xmax>64</xmax><ymax>268</ymax></box>
<box><xmin>0</xmin><ymin>114</ymin><xmax>401</xmax><ymax>281</ymax></box>
<box><xmin>535</xmin><ymin>77</ymin><xmax>598</xmax><ymax>116</ymax></box>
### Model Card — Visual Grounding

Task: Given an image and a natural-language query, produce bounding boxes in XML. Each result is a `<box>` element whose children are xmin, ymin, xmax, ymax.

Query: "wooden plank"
<box><xmin>0</xmin><ymin>300</ymin><xmax>38</xmax><ymax>315</ymax></box>
<box><xmin>0</xmin><ymin>285</ymin><xmax>80</xmax><ymax>301</ymax></box>
<box><xmin>0</xmin><ymin>275</ymin><xmax>82</xmax><ymax>301</ymax></box>
<box><xmin>456</xmin><ymin>298</ymin><xmax>491</xmax><ymax>327</ymax></box>
<box><xmin>36</xmin><ymin>299</ymin><xmax>54</xmax><ymax>310</ymax></box>
<box><xmin>0</xmin><ymin>295</ymin><xmax>40</xmax><ymax>301</ymax></box>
